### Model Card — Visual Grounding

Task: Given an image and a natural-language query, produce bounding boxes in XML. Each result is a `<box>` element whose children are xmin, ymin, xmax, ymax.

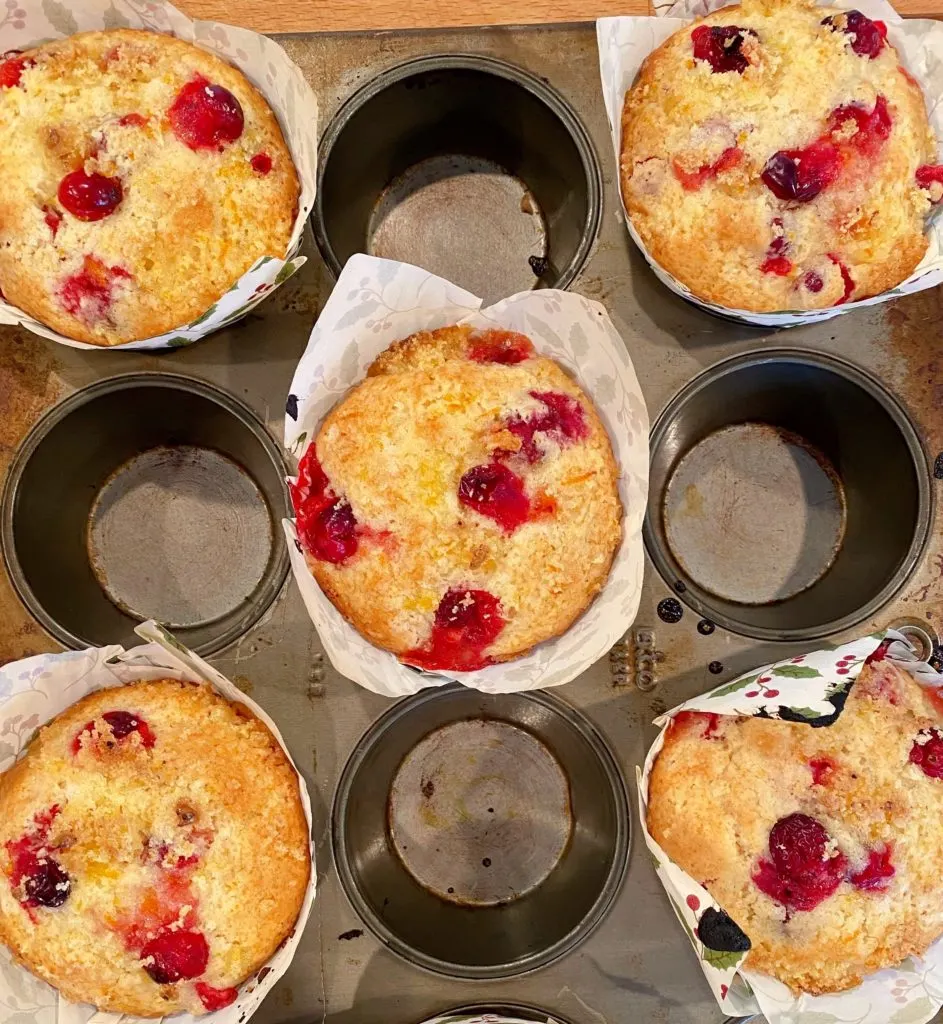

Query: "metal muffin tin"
<box><xmin>0</xmin><ymin>19</ymin><xmax>939</xmax><ymax>1024</ymax></box>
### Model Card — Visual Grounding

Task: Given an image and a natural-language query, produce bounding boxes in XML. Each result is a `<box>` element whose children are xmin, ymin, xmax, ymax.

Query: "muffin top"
<box><xmin>648</xmin><ymin>652</ymin><xmax>943</xmax><ymax>995</ymax></box>
<box><xmin>620</xmin><ymin>0</ymin><xmax>941</xmax><ymax>312</ymax></box>
<box><xmin>0</xmin><ymin>29</ymin><xmax>298</xmax><ymax>345</ymax></box>
<box><xmin>290</xmin><ymin>326</ymin><xmax>622</xmax><ymax>670</ymax></box>
<box><xmin>0</xmin><ymin>680</ymin><xmax>310</xmax><ymax>1016</ymax></box>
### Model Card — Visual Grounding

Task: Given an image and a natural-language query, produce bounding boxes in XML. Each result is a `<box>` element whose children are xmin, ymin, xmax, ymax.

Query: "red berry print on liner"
<box><xmin>691</xmin><ymin>25</ymin><xmax>757</xmax><ymax>74</ymax></box>
<box><xmin>72</xmin><ymin>709</ymin><xmax>156</xmax><ymax>755</ymax></box>
<box><xmin>140</xmin><ymin>928</ymin><xmax>209</xmax><ymax>983</ymax></box>
<box><xmin>168</xmin><ymin>76</ymin><xmax>244</xmax><ymax>151</ymax></box>
<box><xmin>910</xmin><ymin>728</ymin><xmax>943</xmax><ymax>778</ymax></box>
<box><xmin>851</xmin><ymin>846</ymin><xmax>895</xmax><ymax>891</ymax></box>
<box><xmin>250</xmin><ymin>152</ymin><xmax>272</xmax><ymax>175</ymax></box>
<box><xmin>752</xmin><ymin>813</ymin><xmax>846</xmax><ymax>912</ymax></box>
<box><xmin>459</xmin><ymin>462</ymin><xmax>532</xmax><ymax>533</ymax></box>
<box><xmin>58</xmin><ymin>170</ymin><xmax>123</xmax><ymax>222</ymax></box>
<box><xmin>404</xmin><ymin>588</ymin><xmax>505</xmax><ymax>672</ymax></box>
<box><xmin>686</xmin><ymin>894</ymin><xmax>700</xmax><ymax>911</ymax></box>
<box><xmin>822</xmin><ymin>9</ymin><xmax>887</xmax><ymax>59</ymax></box>
<box><xmin>467</xmin><ymin>329</ymin><xmax>535</xmax><ymax>365</ymax></box>
<box><xmin>672</xmin><ymin>146</ymin><xmax>742</xmax><ymax>192</ymax></box>
<box><xmin>196</xmin><ymin>983</ymin><xmax>239</xmax><ymax>1011</ymax></box>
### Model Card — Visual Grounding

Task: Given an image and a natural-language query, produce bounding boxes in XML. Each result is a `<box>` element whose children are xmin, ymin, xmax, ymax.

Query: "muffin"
<box><xmin>0</xmin><ymin>29</ymin><xmax>298</xmax><ymax>345</ymax></box>
<box><xmin>648</xmin><ymin>651</ymin><xmax>943</xmax><ymax>994</ymax></box>
<box><xmin>290</xmin><ymin>325</ymin><xmax>622</xmax><ymax>671</ymax></box>
<box><xmin>0</xmin><ymin>680</ymin><xmax>310</xmax><ymax>1016</ymax></box>
<box><xmin>620</xmin><ymin>0</ymin><xmax>943</xmax><ymax>311</ymax></box>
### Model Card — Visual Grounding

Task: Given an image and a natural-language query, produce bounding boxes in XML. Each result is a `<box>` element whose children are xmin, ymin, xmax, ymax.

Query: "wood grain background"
<box><xmin>176</xmin><ymin>0</ymin><xmax>942</xmax><ymax>34</ymax></box>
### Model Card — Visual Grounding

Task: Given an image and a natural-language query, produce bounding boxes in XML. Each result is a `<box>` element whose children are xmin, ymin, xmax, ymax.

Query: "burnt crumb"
<box><xmin>697</xmin><ymin>619</ymin><xmax>715</xmax><ymax>636</ymax></box>
<box><xmin>934</xmin><ymin>452</ymin><xmax>943</xmax><ymax>479</ymax></box>
<box><xmin>673</xmin><ymin>580</ymin><xmax>687</xmax><ymax>593</ymax></box>
<box><xmin>487</xmin><ymin>807</ymin><xmax>494</xmax><ymax>813</ymax></box>
<box><xmin>697</xmin><ymin>907</ymin><xmax>751</xmax><ymax>953</ymax></box>
<box><xmin>708</xmin><ymin>661</ymin><xmax>724</xmax><ymax>674</ymax></box>
<box><xmin>657</xmin><ymin>598</ymin><xmax>684</xmax><ymax>624</ymax></box>
<box><xmin>256</xmin><ymin>966</ymin><xmax>272</xmax><ymax>982</ymax></box>
<box><xmin>338</xmin><ymin>929</ymin><xmax>364</xmax><ymax>942</ymax></box>
<box><xmin>528</xmin><ymin>254</ymin><xmax>550</xmax><ymax>277</ymax></box>
<box><xmin>294</xmin><ymin>539</ymin><xmax>302</xmax><ymax>553</ymax></box>
<box><xmin>482</xmin><ymin>857</ymin><xmax>492</xmax><ymax>867</ymax></box>
<box><xmin>447</xmin><ymin>887</ymin><xmax>455</xmax><ymax>894</ymax></box>
<box><xmin>286</xmin><ymin>394</ymin><xmax>299</xmax><ymax>420</ymax></box>
<box><xmin>421</xmin><ymin>778</ymin><xmax>435</xmax><ymax>799</ymax></box>
<box><xmin>175</xmin><ymin>802</ymin><xmax>197</xmax><ymax>825</ymax></box>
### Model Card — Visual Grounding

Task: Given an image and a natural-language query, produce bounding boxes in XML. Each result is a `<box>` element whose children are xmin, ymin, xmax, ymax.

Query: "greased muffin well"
<box><xmin>0</xmin><ymin>680</ymin><xmax>310</xmax><ymax>1016</ymax></box>
<box><xmin>0</xmin><ymin>30</ymin><xmax>298</xmax><ymax>345</ymax></box>
<box><xmin>648</xmin><ymin>652</ymin><xmax>943</xmax><ymax>995</ymax></box>
<box><xmin>620</xmin><ymin>0</ymin><xmax>943</xmax><ymax>312</ymax></box>
<box><xmin>290</xmin><ymin>326</ymin><xmax>622</xmax><ymax>671</ymax></box>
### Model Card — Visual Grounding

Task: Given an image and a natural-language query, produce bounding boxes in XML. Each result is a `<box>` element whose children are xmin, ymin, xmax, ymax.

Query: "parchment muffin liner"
<box><xmin>597</xmin><ymin>0</ymin><xmax>943</xmax><ymax>327</ymax></box>
<box><xmin>282</xmin><ymin>253</ymin><xmax>649</xmax><ymax>698</ymax></box>
<box><xmin>638</xmin><ymin>630</ymin><xmax>943</xmax><ymax>1023</ymax></box>
<box><xmin>0</xmin><ymin>620</ymin><xmax>316</xmax><ymax>1024</ymax></box>
<box><xmin>0</xmin><ymin>0</ymin><xmax>318</xmax><ymax>351</ymax></box>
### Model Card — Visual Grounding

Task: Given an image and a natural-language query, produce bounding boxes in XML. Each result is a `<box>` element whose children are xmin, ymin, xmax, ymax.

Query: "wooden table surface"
<box><xmin>177</xmin><ymin>0</ymin><xmax>941</xmax><ymax>34</ymax></box>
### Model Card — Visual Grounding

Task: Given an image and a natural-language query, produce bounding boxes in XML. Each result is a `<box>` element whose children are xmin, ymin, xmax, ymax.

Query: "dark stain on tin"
<box><xmin>708</xmin><ymin>661</ymin><xmax>724</xmax><ymax>674</ymax></box>
<box><xmin>482</xmin><ymin>857</ymin><xmax>492</xmax><ymax>867</ymax></box>
<box><xmin>487</xmin><ymin>807</ymin><xmax>494</xmax><ymax>813</ymax></box>
<box><xmin>286</xmin><ymin>394</ymin><xmax>299</xmax><ymax>420</ymax></box>
<box><xmin>421</xmin><ymin>778</ymin><xmax>435</xmax><ymax>798</ymax></box>
<box><xmin>935</xmin><ymin>453</ymin><xmax>943</xmax><ymax>480</ymax></box>
<box><xmin>338</xmin><ymin>928</ymin><xmax>364</xmax><ymax>941</ymax></box>
<box><xmin>528</xmin><ymin>254</ymin><xmax>550</xmax><ymax>277</ymax></box>
<box><xmin>697</xmin><ymin>619</ymin><xmax>715</xmax><ymax>636</ymax></box>
<box><xmin>447</xmin><ymin>886</ymin><xmax>454</xmax><ymax>894</ymax></box>
<box><xmin>657</xmin><ymin>597</ymin><xmax>684</xmax><ymax>624</ymax></box>
<box><xmin>673</xmin><ymin>580</ymin><xmax>687</xmax><ymax>593</ymax></box>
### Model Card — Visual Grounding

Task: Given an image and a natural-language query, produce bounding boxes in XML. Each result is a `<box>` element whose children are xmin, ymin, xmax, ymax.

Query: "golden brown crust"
<box><xmin>648</xmin><ymin>660</ymin><xmax>943</xmax><ymax>994</ymax></box>
<box><xmin>0</xmin><ymin>680</ymin><xmax>309</xmax><ymax>1015</ymax></box>
<box><xmin>0</xmin><ymin>30</ymin><xmax>299</xmax><ymax>345</ymax></box>
<box><xmin>303</xmin><ymin>326</ymin><xmax>623</xmax><ymax>664</ymax></box>
<box><xmin>619</xmin><ymin>0</ymin><xmax>937</xmax><ymax>312</ymax></box>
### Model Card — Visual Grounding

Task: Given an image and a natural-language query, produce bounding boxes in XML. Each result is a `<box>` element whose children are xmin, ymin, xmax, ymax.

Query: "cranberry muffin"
<box><xmin>290</xmin><ymin>326</ymin><xmax>622</xmax><ymax>671</ymax></box>
<box><xmin>620</xmin><ymin>0</ymin><xmax>943</xmax><ymax>311</ymax></box>
<box><xmin>0</xmin><ymin>30</ymin><xmax>298</xmax><ymax>345</ymax></box>
<box><xmin>0</xmin><ymin>680</ymin><xmax>310</xmax><ymax>1015</ymax></box>
<box><xmin>648</xmin><ymin>650</ymin><xmax>943</xmax><ymax>994</ymax></box>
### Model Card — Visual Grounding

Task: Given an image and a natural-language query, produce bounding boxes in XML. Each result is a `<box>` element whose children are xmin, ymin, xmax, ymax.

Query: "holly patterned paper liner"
<box><xmin>637</xmin><ymin>630</ymin><xmax>943</xmax><ymax>1024</ymax></box>
<box><xmin>0</xmin><ymin>0</ymin><xmax>318</xmax><ymax>351</ymax></box>
<box><xmin>596</xmin><ymin>0</ymin><xmax>943</xmax><ymax>327</ymax></box>
<box><xmin>0</xmin><ymin>621</ymin><xmax>317</xmax><ymax>1024</ymax></box>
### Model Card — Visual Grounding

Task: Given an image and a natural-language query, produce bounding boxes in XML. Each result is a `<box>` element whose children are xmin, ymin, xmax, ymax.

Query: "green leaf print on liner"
<box><xmin>102</xmin><ymin>2</ymin><xmax>131</xmax><ymax>28</ymax></box>
<box><xmin>702</xmin><ymin>947</ymin><xmax>743</xmax><ymax>971</ymax></box>
<box><xmin>707</xmin><ymin>673</ymin><xmax>761</xmax><ymax>698</ymax></box>
<box><xmin>165</xmin><ymin>336</ymin><xmax>191</xmax><ymax>349</ymax></box>
<box><xmin>188</xmin><ymin>303</ymin><xmax>219</xmax><ymax>327</ymax></box>
<box><xmin>890</xmin><ymin>996</ymin><xmax>935</xmax><ymax>1023</ymax></box>
<box><xmin>42</xmin><ymin>0</ymin><xmax>78</xmax><ymax>34</ymax></box>
<box><xmin>771</xmin><ymin>665</ymin><xmax>822</xmax><ymax>679</ymax></box>
<box><xmin>781</xmin><ymin>706</ymin><xmax>828</xmax><ymax>721</ymax></box>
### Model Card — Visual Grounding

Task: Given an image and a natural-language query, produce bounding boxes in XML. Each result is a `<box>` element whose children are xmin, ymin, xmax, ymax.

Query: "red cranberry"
<box><xmin>753</xmin><ymin>813</ymin><xmax>846</xmax><ymax>911</ymax></box>
<box><xmin>72</xmin><ymin>710</ymin><xmax>156</xmax><ymax>754</ymax></box>
<box><xmin>851</xmin><ymin>846</ymin><xmax>895</xmax><ymax>891</ymax></box>
<box><xmin>823</xmin><ymin>10</ymin><xmax>887</xmax><ymax>58</ymax></box>
<box><xmin>140</xmin><ymin>929</ymin><xmax>209</xmax><ymax>983</ymax></box>
<box><xmin>59</xmin><ymin>256</ymin><xmax>131</xmax><ymax>325</ymax></box>
<box><xmin>169</xmin><ymin>77</ymin><xmax>244</xmax><ymax>151</ymax></box>
<box><xmin>803</xmin><ymin>270</ymin><xmax>824</xmax><ymax>293</ymax></box>
<box><xmin>58</xmin><ymin>170</ymin><xmax>123</xmax><ymax>221</ymax></box>
<box><xmin>500</xmin><ymin>390</ymin><xmax>588</xmax><ymax>463</ymax></box>
<box><xmin>310</xmin><ymin>501</ymin><xmax>358</xmax><ymax>565</ymax></box>
<box><xmin>467</xmin><ymin>329</ymin><xmax>535</xmax><ymax>365</ymax></box>
<box><xmin>250</xmin><ymin>152</ymin><xmax>272</xmax><ymax>175</ymax></box>
<box><xmin>405</xmin><ymin>588</ymin><xmax>505</xmax><ymax>672</ymax></box>
<box><xmin>910</xmin><ymin>729</ymin><xmax>943</xmax><ymax>778</ymax></box>
<box><xmin>827</xmin><ymin>96</ymin><xmax>891</xmax><ymax>157</ymax></box>
<box><xmin>809</xmin><ymin>756</ymin><xmax>836</xmax><ymax>785</ymax></box>
<box><xmin>761</xmin><ymin>222</ymin><xmax>792</xmax><ymax>275</ymax></box>
<box><xmin>43</xmin><ymin>206</ymin><xmax>61</xmax><ymax>238</ymax></box>
<box><xmin>673</xmin><ymin>710</ymin><xmax>721</xmax><ymax>739</ymax></box>
<box><xmin>290</xmin><ymin>446</ymin><xmax>330</xmax><ymax>509</ymax></box>
<box><xmin>5</xmin><ymin>806</ymin><xmax>70</xmax><ymax>910</ymax></box>
<box><xmin>459</xmin><ymin>463</ymin><xmax>531</xmax><ymax>532</ymax></box>
<box><xmin>24</xmin><ymin>859</ymin><xmax>71</xmax><ymax>908</ymax></box>
<box><xmin>672</xmin><ymin>146</ymin><xmax>742</xmax><ymax>192</ymax></box>
<box><xmin>195</xmin><ymin>983</ymin><xmax>239</xmax><ymax>1010</ymax></box>
<box><xmin>290</xmin><ymin>447</ymin><xmax>361</xmax><ymax>565</ymax></box>
<box><xmin>691</xmin><ymin>24</ymin><xmax>757</xmax><ymax>74</ymax></box>
<box><xmin>762</xmin><ymin>142</ymin><xmax>842</xmax><ymax>203</ymax></box>
<box><xmin>916</xmin><ymin>163</ymin><xmax>943</xmax><ymax>201</ymax></box>
<box><xmin>0</xmin><ymin>52</ymin><xmax>33</xmax><ymax>89</ymax></box>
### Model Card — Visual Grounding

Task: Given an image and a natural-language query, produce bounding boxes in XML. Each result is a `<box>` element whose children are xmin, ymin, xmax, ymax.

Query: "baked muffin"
<box><xmin>0</xmin><ymin>680</ymin><xmax>310</xmax><ymax>1016</ymax></box>
<box><xmin>620</xmin><ymin>0</ymin><xmax>943</xmax><ymax>311</ymax></box>
<box><xmin>648</xmin><ymin>650</ymin><xmax>943</xmax><ymax>995</ymax></box>
<box><xmin>0</xmin><ymin>30</ymin><xmax>298</xmax><ymax>345</ymax></box>
<box><xmin>290</xmin><ymin>326</ymin><xmax>622</xmax><ymax>671</ymax></box>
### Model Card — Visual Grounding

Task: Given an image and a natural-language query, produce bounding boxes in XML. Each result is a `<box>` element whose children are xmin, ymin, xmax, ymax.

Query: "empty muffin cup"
<box><xmin>313</xmin><ymin>54</ymin><xmax>601</xmax><ymax>304</ymax></box>
<box><xmin>1</xmin><ymin>373</ymin><xmax>289</xmax><ymax>655</ymax></box>
<box><xmin>645</xmin><ymin>349</ymin><xmax>931</xmax><ymax>641</ymax></box>
<box><xmin>333</xmin><ymin>684</ymin><xmax>629</xmax><ymax>979</ymax></box>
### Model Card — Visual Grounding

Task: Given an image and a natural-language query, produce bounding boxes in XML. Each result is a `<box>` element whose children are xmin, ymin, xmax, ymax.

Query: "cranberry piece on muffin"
<box><xmin>58</xmin><ymin>170</ymin><xmax>123</xmax><ymax>222</ymax></box>
<box><xmin>753</xmin><ymin>813</ymin><xmax>847</xmax><ymax>912</ymax></box>
<box><xmin>168</xmin><ymin>76</ymin><xmax>244</xmax><ymax>151</ymax></box>
<box><xmin>691</xmin><ymin>25</ymin><xmax>758</xmax><ymax>74</ymax></box>
<box><xmin>467</xmin><ymin>329</ymin><xmax>535</xmax><ymax>365</ymax></box>
<box><xmin>823</xmin><ymin>9</ymin><xmax>887</xmax><ymax>59</ymax></box>
<box><xmin>405</xmin><ymin>588</ymin><xmax>506</xmax><ymax>672</ymax></box>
